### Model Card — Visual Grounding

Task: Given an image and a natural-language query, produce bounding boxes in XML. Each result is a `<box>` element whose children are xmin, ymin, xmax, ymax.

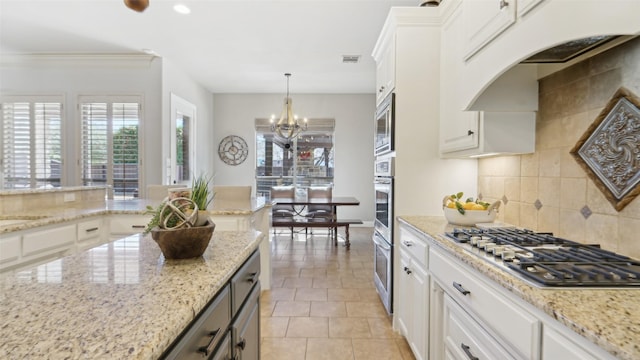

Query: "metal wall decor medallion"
<box><xmin>218</xmin><ymin>135</ymin><xmax>249</xmax><ymax>166</ymax></box>
<box><xmin>570</xmin><ymin>87</ymin><xmax>640</xmax><ymax>211</ymax></box>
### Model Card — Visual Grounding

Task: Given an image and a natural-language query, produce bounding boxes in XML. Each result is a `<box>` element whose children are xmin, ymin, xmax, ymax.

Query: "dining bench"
<box><xmin>271</xmin><ymin>217</ymin><xmax>363</xmax><ymax>249</ymax></box>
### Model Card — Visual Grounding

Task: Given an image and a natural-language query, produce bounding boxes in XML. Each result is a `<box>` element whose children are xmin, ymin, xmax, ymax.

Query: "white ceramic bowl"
<box><xmin>443</xmin><ymin>204</ymin><xmax>498</xmax><ymax>226</ymax></box>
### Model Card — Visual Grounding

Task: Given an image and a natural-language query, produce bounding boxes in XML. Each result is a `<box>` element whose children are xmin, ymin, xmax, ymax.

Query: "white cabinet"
<box><xmin>0</xmin><ymin>235</ymin><xmax>21</xmax><ymax>267</ymax></box>
<box><xmin>77</xmin><ymin>218</ymin><xmax>106</xmax><ymax>249</ymax></box>
<box><xmin>463</xmin><ymin>0</ymin><xmax>516</xmax><ymax>60</ymax></box>
<box><xmin>373</xmin><ymin>34</ymin><xmax>395</xmax><ymax>105</ymax></box>
<box><xmin>22</xmin><ymin>224</ymin><xmax>75</xmax><ymax>257</ymax></box>
<box><xmin>109</xmin><ymin>214</ymin><xmax>151</xmax><ymax>238</ymax></box>
<box><xmin>440</xmin><ymin>0</ymin><xmax>536</xmax><ymax>157</ymax></box>
<box><xmin>396</xmin><ymin>225</ymin><xmax>430</xmax><ymax>360</ymax></box>
<box><xmin>443</xmin><ymin>294</ymin><xmax>516</xmax><ymax>360</ymax></box>
<box><xmin>430</xmin><ymin>247</ymin><xmax>541</xmax><ymax>359</ymax></box>
<box><xmin>542</xmin><ymin>323</ymin><xmax>617</xmax><ymax>360</ymax></box>
<box><xmin>517</xmin><ymin>0</ymin><xmax>544</xmax><ymax>17</ymax></box>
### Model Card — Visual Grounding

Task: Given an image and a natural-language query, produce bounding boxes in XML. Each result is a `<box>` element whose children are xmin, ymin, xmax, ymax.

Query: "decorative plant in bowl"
<box><xmin>143</xmin><ymin>173</ymin><xmax>215</xmax><ymax>259</ymax></box>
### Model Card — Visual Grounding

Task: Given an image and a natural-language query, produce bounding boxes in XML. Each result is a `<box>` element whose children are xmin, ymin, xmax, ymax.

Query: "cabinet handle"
<box><xmin>131</xmin><ymin>225</ymin><xmax>146</xmax><ymax>229</ymax></box>
<box><xmin>237</xmin><ymin>338</ymin><xmax>246</xmax><ymax>350</ymax></box>
<box><xmin>85</xmin><ymin>227</ymin><xmax>99</xmax><ymax>232</ymax></box>
<box><xmin>461</xmin><ymin>343</ymin><xmax>479</xmax><ymax>360</ymax></box>
<box><xmin>197</xmin><ymin>328</ymin><xmax>221</xmax><ymax>356</ymax></box>
<box><xmin>453</xmin><ymin>282</ymin><xmax>471</xmax><ymax>296</ymax></box>
<box><xmin>379</xmin><ymin>86</ymin><xmax>385</xmax><ymax>93</ymax></box>
<box><xmin>248</xmin><ymin>272</ymin><xmax>258</xmax><ymax>284</ymax></box>
<box><xmin>403</xmin><ymin>240</ymin><xmax>413</xmax><ymax>247</ymax></box>
<box><xmin>404</xmin><ymin>266</ymin><xmax>412</xmax><ymax>275</ymax></box>
<box><xmin>467</xmin><ymin>130</ymin><xmax>474</xmax><ymax>136</ymax></box>
<box><xmin>499</xmin><ymin>0</ymin><xmax>508</xmax><ymax>9</ymax></box>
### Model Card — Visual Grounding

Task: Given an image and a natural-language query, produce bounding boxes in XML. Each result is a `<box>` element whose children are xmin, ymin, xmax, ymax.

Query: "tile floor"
<box><xmin>260</xmin><ymin>227</ymin><xmax>415</xmax><ymax>360</ymax></box>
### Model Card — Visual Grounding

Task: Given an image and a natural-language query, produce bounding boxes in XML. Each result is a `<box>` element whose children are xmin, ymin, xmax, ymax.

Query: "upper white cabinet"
<box><xmin>440</xmin><ymin>0</ymin><xmax>536</xmax><ymax>157</ymax></box>
<box><xmin>373</xmin><ymin>36</ymin><xmax>396</xmax><ymax>106</ymax></box>
<box><xmin>462</xmin><ymin>0</ymin><xmax>516</xmax><ymax>60</ymax></box>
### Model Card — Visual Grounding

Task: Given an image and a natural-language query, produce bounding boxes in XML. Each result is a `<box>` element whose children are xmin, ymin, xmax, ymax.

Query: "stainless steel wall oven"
<box><xmin>373</xmin><ymin>153</ymin><xmax>394</xmax><ymax>314</ymax></box>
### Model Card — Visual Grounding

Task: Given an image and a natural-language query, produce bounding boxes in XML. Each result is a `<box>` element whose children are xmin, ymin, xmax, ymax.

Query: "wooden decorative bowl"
<box><xmin>150</xmin><ymin>220</ymin><xmax>215</xmax><ymax>259</ymax></box>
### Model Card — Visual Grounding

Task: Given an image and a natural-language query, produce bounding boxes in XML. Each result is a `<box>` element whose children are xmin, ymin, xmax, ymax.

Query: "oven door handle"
<box><xmin>373</xmin><ymin>234</ymin><xmax>391</xmax><ymax>251</ymax></box>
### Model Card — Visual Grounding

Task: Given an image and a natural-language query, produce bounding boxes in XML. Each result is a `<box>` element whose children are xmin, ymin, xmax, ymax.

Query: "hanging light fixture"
<box><xmin>270</xmin><ymin>73</ymin><xmax>308</xmax><ymax>139</ymax></box>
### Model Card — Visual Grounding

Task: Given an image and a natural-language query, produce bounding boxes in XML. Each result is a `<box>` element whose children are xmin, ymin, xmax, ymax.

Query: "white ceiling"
<box><xmin>0</xmin><ymin>0</ymin><xmax>420</xmax><ymax>94</ymax></box>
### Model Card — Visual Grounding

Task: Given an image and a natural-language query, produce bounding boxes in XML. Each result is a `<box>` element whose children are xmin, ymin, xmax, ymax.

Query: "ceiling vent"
<box><xmin>342</xmin><ymin>55</ymin><xmax>360</xmax><ymax>64</ymax></box>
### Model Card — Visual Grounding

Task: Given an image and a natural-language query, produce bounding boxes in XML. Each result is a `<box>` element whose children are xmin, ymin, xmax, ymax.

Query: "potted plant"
<box><xmin>142</xmin><ymin>173</ymin><xmax>215</xmax><ymax>259</ymax></box>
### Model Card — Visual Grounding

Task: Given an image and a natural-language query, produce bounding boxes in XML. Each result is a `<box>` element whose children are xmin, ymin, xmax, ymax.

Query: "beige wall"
<box><xmin>477</xmin><ymin>37</ymin><xmax>640</xmax><ymax>259</ymax></box>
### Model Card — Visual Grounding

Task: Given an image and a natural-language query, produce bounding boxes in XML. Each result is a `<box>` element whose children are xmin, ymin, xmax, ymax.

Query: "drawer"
<box><xmin>0</xmin><ymin>235</ymin><xmax>21</xmax><ymax>264</ymax></box>
<box><xmin>77</xmin><ymin>218</ymin><xmax>104</xmax><ymax>242</ymax></box>
<box><xmin>430</xmin><ymin>248</ymin><xmax>540</xmax><ymax>359</ymax></box>
<box><xmin>231</xmin><ymin>250</ymin><xmax>260</xmax><ymax>315</ymax></box>
<box><xmin>399</xmin><ymin>226</ymin><xmax>428</xmax><ymax>266</ymax></box>
<box><xmin>443</xmin><ymin>294</ymin><xmax>516</xmax><ymax>360</ymax></box>
<box><xmin>109</xmin><ymin>215</ymin><xmax>150</xmax><ymax>234</ymax></box>
<box><xmin>22</xmin><ymin>224</ymin><xmax>75</xmax><ymax>256</ymax></box>
<box><xmin>164</xmin><ymin>285</ymin><xmax>231</xmax><ymax>360</ymax></box>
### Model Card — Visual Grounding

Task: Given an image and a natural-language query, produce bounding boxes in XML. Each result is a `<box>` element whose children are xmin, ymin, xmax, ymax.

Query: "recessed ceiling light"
<box><xmin>173</xmin><ymin>3</ymin><xmax>191</xmax><ymax>14</ymax></box>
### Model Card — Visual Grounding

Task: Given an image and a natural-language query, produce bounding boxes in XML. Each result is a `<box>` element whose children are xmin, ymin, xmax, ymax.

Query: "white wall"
<box><xmin>0</xmin><ymin>55</ymin><xmax>163</xmax><ymax>189</ymax></box>
<box><xmin>161</xmin><ymin>58</ymin><xmax>214</xmax><ymax>185</ymax></box>
<box><xmin>212</xmin><ymin>93</ymin><xmax>375</xmax><ymax>222</ymax></box>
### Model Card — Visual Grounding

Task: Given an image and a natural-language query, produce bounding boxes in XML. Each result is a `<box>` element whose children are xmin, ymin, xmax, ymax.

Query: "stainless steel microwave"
<box><xmin>375</xmin><ymin>92</ymin><xmax>395</xmax><ymax>156</ymax></box>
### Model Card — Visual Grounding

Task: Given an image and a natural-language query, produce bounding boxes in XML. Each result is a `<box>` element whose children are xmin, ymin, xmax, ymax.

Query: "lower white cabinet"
<box><xmin>397</xmin><ymin>225</ymin><xmax>430</xmax><ymax>360</ymax></box>
<box><xmin>108</xmin><ymin>214</ymin><xmax>151</xmax><ymax>239</ymax></box>
<box><xmin>443</xmin><ymin>294</ymin><xmax>515</xmax><ymax>360</ymax></box>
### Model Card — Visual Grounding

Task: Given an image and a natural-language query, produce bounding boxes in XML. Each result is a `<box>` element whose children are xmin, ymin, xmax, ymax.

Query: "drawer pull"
<box><xmin>131</xmin><ymin>225</ymin><xmax>146</xmax><ymax>229</ymax></box>
<box><xmin>403</xmin><ymin>240</ymin><xmax>413</xmax><ymax>247</ymax></box>
<box><xmin>403</xmin><ymin>266</ymin><xmax>412</xmax><ymax>275</ymax></box>
<box><xmin>461</xmin><ymin>343</ymin><xmax>479</xmax><ymax>360</ymax></box>
<box><xmin>237</xmin><ymin>338</ymin><xmax>246</xmax><ymax>350</ymax></box>
<box><xmin>248</xmin><ymin>272</ymin><xmax>258</xmax><ymax>284</ymax></box>
<box><xmin>197</xmin><ymin>328</ymin><xmax>221</xmax><ymax>356</ymax></box>
<box><xmin>85</xmin><ymin>227</ymin><xmax>99</xmax><ymax>232</ymax></box>
<box><xmin>453</xmin><ymin>282</ymin><xmax>470</xmax><ymax>296</ymax></box>
<box><xmin>499</xmin><ymin>0</ymin><xmax>508</xmax><ymax>9</ymax></box>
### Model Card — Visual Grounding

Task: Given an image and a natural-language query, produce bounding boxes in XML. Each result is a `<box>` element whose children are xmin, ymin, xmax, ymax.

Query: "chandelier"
<box><xmin>270</xmin><ymin>73</ymin><xmax>308</xmax><ymax>140</ymax></box>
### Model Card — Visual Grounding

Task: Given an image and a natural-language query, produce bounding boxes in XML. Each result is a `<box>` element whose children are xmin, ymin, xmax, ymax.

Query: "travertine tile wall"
<box><xmin>478</xmin><ymin>37</ymin><xmax>640</xmax><ymax>259</ymax></box>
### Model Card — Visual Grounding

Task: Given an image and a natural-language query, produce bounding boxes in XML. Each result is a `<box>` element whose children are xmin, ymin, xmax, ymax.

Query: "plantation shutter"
<box><xmin>80</xmin><ymin>98</ymin><xmax>140</xmax><ymax>200</ymax></box>
<box><xmin>1</xmin><ymin>100</ymin><xmax>62</xmax><ymax>189</ymax></box>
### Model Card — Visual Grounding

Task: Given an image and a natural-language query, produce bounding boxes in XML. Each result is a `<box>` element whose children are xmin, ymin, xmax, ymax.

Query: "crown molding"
<box><xmin>0</xmin><ymin>53</ymin><xmax>158</xmax><ymax>68</ymax></box>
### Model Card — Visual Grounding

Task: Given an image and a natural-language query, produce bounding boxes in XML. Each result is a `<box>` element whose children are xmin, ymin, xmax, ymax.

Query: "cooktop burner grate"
<box><xmin>445</xmin><ymin>228</ymin><xmax>640</xmax><ymax>287</ymax></box>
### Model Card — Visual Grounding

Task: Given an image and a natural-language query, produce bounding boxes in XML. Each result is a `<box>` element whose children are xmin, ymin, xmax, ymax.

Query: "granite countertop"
<box><xmin>0</xmin><ymin>230</ymin><xmax>263</xmax><ymax>359</ymax></box>
<box><xmin>0</xmin><ymin>198</ymin><xmax>270</xmax><ymax>234</ymax></box>
<box><xmin>398</xmin><ymin>216</ymin><xmax>640</xmax><ymax>360</ymax></box>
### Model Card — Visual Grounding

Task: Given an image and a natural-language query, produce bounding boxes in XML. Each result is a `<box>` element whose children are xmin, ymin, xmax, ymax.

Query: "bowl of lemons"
<box><xmin>442</xmin><ymin>192</ymin><xmax>501</xmax><ymax>226</ymax></box>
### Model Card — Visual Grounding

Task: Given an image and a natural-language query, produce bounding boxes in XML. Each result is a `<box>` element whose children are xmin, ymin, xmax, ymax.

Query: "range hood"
<box><xmin>521</xmin><ymin>35</ymin><xmax>625</xmax><ymax>64</ymax></box>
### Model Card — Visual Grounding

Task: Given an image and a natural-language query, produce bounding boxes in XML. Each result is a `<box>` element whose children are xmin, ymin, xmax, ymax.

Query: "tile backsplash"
<box><xmin>478</xmin><ymin>37</ymin><xmax>640</xmax><ymax>259</ymax></box>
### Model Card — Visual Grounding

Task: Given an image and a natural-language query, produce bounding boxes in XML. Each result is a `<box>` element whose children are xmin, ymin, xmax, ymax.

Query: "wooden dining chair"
<box><xmin>305</xmin><ymin>186</ymin><xmax>335</xmax><ymax>238</ymax></box>
<box><xmin>271</xmin><ymin>185</ymin><xmax>296</xmax><ymax>237</ymax></box>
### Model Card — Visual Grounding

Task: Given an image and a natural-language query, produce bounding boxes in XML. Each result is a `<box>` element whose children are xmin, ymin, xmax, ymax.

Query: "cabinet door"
<box><xmin>542</xmin><ymin>327</ymin><xmax>600</xmax><ymax>360</ymax></box>
<box><xmin>0</xmin><ymin>235</ymin><xmax>21</xmax><ymax>269</ymax></box>
<box><xmin>396</xmin><ymin>250</ymin><xmax>412</xmax><ymax>337</ymax></box>
<box><xmin>233</xmin><ymin>285</ymin><xmax>260</xmax><ymax>360</ymax></box>
<box><xmin>440</xmin><ymin>3</ymin><xmax>480</xmax><ymax>153</ymax></box>
<box><xmin>375</xmin><ymin>36</ymin><xmax>395</xmax><ymax>105</ymax></box>
<box><xmin>463</xmin><ymin>0</ymin><xmax>516</xmax><ymax>60</ymax></box>
<box><xmin>409</xmin><ymin>263</ymin><xmax>429</xmax><ymax>360</ymax></box>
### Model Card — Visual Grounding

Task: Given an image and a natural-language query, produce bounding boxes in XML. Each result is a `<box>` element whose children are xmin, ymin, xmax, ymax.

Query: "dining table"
<box><xmin>270</xmin><ymin>196</ymin><xmax>361</xmax><ymax>248</ymax></box>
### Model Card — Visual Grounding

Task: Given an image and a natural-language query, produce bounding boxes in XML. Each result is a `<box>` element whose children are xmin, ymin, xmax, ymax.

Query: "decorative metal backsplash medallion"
<box><xmin>570</xmin><ymin>87</ymin><xmax>640</xmax><ymax>211</ymax></box>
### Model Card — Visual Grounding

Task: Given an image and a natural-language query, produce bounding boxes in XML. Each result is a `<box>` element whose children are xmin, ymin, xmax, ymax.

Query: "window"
<box><xmin>255</xmin><ymin>118</ymin><xmax>335</xmax><ymax>198</ymax></box>
<box><xmin>80</xmin><ymin>96</ymin><xmax>141</xmax><ymax>200</ymax></box>
<box><xmin>1</xmin><ymin>96</ymin><xmax>63</xmax><ymax>190</ymax></box>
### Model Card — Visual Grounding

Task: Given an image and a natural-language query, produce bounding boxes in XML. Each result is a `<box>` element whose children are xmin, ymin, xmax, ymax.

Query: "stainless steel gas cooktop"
<box><xmin>445</xmin><ymin>228</ymin><xmax>640</xmax><ymax>287</ymax></box>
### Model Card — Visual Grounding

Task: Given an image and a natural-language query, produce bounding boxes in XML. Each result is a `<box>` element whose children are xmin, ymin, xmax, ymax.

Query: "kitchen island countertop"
<box><xmin>399</xmin><ymin>215</ymin><xmax>639</xmax><ymax>360</ymax></box>
<box><xmin>0</xmin><ymin>230</ymin><xmax>263</xmax><ymax>359</ymax></box>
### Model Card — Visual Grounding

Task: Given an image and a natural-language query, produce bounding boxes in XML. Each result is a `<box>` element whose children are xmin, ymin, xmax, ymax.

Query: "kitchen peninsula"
<box><xmin>0</xmin><ymin>229</ymin><xmax>263</xmax><ymax>359</ymax></box>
